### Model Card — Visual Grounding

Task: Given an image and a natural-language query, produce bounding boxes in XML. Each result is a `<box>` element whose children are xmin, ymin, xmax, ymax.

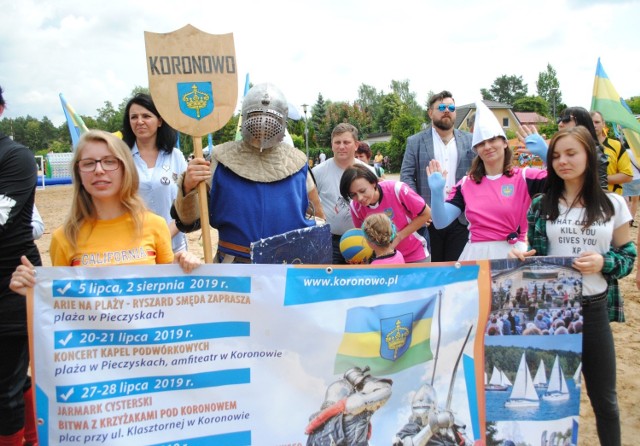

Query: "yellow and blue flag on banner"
<box><xmin>59</xmin><ymin>93</ymin><xmax>89</xmax><ymax>150</ymax></box>
<box><xmin>591</xmin><ymin>58</ymin><xmax>640</xmax><ymax>156</ymax></box>
<box><xmin>334</xmin><ymin>296</ymin><xmax>435</xmax><ymax>375</ymax></box>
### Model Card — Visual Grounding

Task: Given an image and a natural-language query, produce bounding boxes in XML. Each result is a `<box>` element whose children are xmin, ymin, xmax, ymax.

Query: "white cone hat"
<box><xmin>472</xmin><ymin>100</ymin><xmax>506</xmax><ymax>148</ymax></box>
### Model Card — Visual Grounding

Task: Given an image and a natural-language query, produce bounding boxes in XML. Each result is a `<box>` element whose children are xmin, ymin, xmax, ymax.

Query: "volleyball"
<box><xmin>339</xmin><ymin>228</ymin><xmax>373</xmax><ymax>264</ymax></box>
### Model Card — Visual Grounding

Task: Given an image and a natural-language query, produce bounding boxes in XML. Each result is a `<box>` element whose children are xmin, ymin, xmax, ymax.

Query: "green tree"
<box><xmin>43</xmin><ymin>140</ymin><xmax>71</xmax><ymax>154</ymax></box>
<box><xmin>536</xmin><ymin>64</ymin><xmax>562</xmax><ymax>105</ymax></box>
<box><xmin>356</xmin><ymin>84</ymin><xmax>382</xmax><ymax>117</ymax></box>
<box><xmin>387</xmin><ymin>112</ymin><xmax>421</xmax><ymax>172</ymax></box>
<box><xmin>482</xmin><ymin>75</ymin><xmax>528</xmax><ymax>104</ymax></box>
<box><xmin>374</xmin><ymin>93</ymin><xmax>403</xmax><ymax>133</ymax></box>
<box><xmin>212</xmin><ymin>114</ymin><xmax>239</xmax><ymax>146</ymax></box>
<box><xmin>56</xmin><ymin>121</ymin><xmax>72</xmax><ymax>147</ymax></box>
<box><xmin>8</xmin><ymin>116</ymin><xmax>51</xmax><ymax>152</ymax></box>
<box><xmin>422</xmin><ymin>89</ymin><xmax>436</xmax><ymax>124</ymax></box>
<box><xmin>320</xmin><ymin>102</ymin><xmax>371</xmax><ymax>145</ymax></box>
<box><xmin>513</xmin><ymin>96</ymin><xmax>550</xmax><ymax>115</ymax></box>
<box><xmin>24</xmin><ymin>120</ymin><xmax>43</xmax><ymax>151</ymax></box>
<box><xmin>95</xmin><ymin>101</ymin><xmax>122</xmax><ymax>132</ymax></box>
<box><xmin>390</xmin><ymin>79</ymin><xmax>423</xmax><ymax>120</ymax></box>
<box><xmin>537</xmin><ymin>122</ymin><xmax>558</xmax><ymax>139</ymax></box>
<box><xmin>287</xmin><ymin>116</ymin><xmax>317</xmax><ymax>149</ymax></box>
<box><xmin>311</xmin><ymin>93</ymin><xmax>328</xmax><ymax>145</ymax></box>
<box><xmin>287</xmin><ymin>117</ymin><xmax>305</xmax><ymax>139</ymax></box>
<box><xmin>78</xmin><ymin>115</ymin><xmax>100</xmax><ymax>134</ymax></box>
<box><xmin>40</xmin><ymin>116</ymin><xmax>58</xmax><ymax>144</ymax></box>
<box><xmin>625</xmin><ymin>96</ymin><xmax>640</xmax><ymax>114</ymax></box>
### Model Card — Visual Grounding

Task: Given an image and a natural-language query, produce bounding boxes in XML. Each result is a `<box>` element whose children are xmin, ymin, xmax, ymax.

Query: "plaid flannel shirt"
<box><xmin>528</xmin><ymin>195</ymin><xmax>636</xmax><ymax>322</ymax></box>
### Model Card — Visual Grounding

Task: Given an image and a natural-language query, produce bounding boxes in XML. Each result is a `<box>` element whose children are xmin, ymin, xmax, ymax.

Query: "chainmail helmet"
<box><xmin>241</xmin><ymin>83</ymin><xmax>288</xmax><ymax>150</ymax></box>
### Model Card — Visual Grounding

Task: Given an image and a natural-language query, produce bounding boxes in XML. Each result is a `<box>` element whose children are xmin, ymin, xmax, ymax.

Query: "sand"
<box><xmin>33</xmin><ymin>184</ymin><xmax>640</xmax><ymax>445</ymax></box>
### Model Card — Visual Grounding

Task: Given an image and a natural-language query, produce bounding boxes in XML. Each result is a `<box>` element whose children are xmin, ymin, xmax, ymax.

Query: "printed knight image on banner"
<box><xmin>144</xmin><ymin>25</ymin><xmax>238</xmax><ymax>136</ymax></box>
<box><xmin>485</xmin><ymin>257</ymin><xmax>583</xmax><ymax>446</ymax></box>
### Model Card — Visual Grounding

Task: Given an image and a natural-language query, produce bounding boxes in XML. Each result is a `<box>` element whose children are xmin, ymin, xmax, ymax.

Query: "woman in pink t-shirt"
<box><xmin>340</xmin><ymin>164</ymin><xmax>431</xmax><ymax>263</ymax></box>
<box><xmin>427</xmin><ymin>101</ymin><xmax>548</xmax><ymax>260</ymax></box>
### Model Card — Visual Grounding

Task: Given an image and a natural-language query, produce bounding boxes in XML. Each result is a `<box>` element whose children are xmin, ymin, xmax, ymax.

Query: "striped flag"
<box><xmin>334</xmin><ymin>296</ymin><xmax>435</xmax><ymax>375</ymax></box>
<box><xmin>234</xmin><ymin>73</ymin><xmax>251</xmax><ymax>141</ymax></box>
<box><xmin>591</xmin><ymin>58</ymin><xmax>640</xmax><ymax>156</ymax></box>
<box><xmin>59</xmin><ymin>93</ymin><xmax>88</xmax><ymax>150</ymax></box>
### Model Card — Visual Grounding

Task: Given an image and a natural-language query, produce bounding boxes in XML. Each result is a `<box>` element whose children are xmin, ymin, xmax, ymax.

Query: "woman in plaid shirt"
<box><xmin>511</xmin><ymin>126</ymin><xmax>636</xmax><ymax>446</ymax></box>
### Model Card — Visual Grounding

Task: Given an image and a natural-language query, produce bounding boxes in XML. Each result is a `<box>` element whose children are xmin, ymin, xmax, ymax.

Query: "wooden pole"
<box><xmin>192</xmin><ymin>136</ymin><xmax>213</xmax><ymax>263</ymax></box>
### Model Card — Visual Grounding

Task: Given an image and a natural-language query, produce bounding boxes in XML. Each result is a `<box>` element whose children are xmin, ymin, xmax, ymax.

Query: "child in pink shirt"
<box><xmin>361</xmin><ymin>213</ymin><xmax>406</xmax><ymax>265</ymax></box>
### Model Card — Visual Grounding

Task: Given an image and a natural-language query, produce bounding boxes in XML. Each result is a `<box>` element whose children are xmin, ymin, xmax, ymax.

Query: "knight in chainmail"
<box><xmin>172</xmin><ymin>83</ymin><xmax>325</xmax><ymax>263</ymax></box>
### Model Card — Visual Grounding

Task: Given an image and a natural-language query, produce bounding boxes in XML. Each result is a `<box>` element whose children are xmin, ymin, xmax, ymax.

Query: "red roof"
<box><xmin>515</xmin><ymin>112</ymin><xmax>549</xmax><ymax>124</ymax></box>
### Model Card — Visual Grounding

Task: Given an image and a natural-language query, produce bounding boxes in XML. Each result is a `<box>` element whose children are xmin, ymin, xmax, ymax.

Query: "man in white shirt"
<box><xmin>400</xmin><ymin>90</ymin><xmax>474</xmax><ymax>262</ymax></box>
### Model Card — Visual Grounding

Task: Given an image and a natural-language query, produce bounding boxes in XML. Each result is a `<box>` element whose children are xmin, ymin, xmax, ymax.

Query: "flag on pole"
<box><xmin>591</xmin><ymin>58</ymin><xmax>640</xmax><ymax>156</ymax></box>
<box><xmin>235</xmin><ymin>73</ymin><xmax>251</xmax><ymax>141</ymax></box>
<box><xmin>59</xmin><ymin>93</ymin><xmax>89</xmax><ymax>150</ymax></box>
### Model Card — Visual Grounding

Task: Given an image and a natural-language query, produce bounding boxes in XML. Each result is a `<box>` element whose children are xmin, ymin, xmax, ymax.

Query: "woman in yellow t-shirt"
<box><xmin>10</xmin><ymin>130</ymin><xmax>200</xmax><ymax>294</ymax></box>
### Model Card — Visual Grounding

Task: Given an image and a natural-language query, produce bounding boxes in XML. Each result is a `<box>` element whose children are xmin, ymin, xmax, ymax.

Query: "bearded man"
<box><xmin>400</xmin><ymin>91</ymin><xmax>473</xmax><ymax>262</ymax></box>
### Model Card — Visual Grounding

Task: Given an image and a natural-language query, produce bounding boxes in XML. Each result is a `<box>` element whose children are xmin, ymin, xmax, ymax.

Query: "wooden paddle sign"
<box><xmin>144</xmin><ymin>25</ymin><xmax>238</xmax><ymax>262</ymax></box>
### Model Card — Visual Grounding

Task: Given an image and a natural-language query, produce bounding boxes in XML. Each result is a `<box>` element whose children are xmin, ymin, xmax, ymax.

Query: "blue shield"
<box><xmin>380</xmin><ymin>313</ymin><xmax>413</xmax><ymax>361</ymax></box>
<box><xmin>502</xmin><ymin>184</ymin><xmax>514</xmax><ymax>197</ymax></box>
<box><xmin>177</xmin><ymin>82</ymin><xmax>214</xmax><ymax>120</ymax></box>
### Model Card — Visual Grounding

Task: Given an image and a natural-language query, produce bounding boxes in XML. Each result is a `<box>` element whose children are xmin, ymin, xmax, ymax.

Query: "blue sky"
<box><xmin>1</xmin><ymin>0</ymin><xmax>638</xmax><ymax>126</ymax></box>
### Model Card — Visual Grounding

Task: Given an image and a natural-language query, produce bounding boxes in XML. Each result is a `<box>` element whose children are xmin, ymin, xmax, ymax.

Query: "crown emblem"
<box><xmin>385</xmin><ymin>319</ymin><xmax>409</xmax><ymax>359</ymax></box>
<box><xmin>182</xmin><ymin>84</ymin><xmax>210</xmax><ymax>118</ymax></box>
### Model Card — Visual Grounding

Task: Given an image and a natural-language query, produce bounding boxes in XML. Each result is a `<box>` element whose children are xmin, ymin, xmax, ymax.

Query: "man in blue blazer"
<box><xmin>400</xmin><ymin>90</ymin><xmax>474</xmax><ymax>262</ymax></box>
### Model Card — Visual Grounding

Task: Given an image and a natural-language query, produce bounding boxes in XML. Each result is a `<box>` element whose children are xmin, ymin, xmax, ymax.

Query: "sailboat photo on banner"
<box><xmin>485</xmin><ymin>365</ymin><xmax>512</xmax><ymax>391</ymax></box>
<box><xmin>543</xmin><ymin>355</ymin><xmax>570</xmax><ymax>402</ymax></box>
<box><xmin>533</xmin><ymin>359</ymin><xmax>547</xmax><ymax>389</ymax></box>
<box><xmin>573</xmin><ymin>362</ymin><xmax>582</xmax><ymax>389</ymax></box>
<box><xmin>505</xmin><ymin>353</ymin><xmax>540</xmax><ymax>409</ymax></box>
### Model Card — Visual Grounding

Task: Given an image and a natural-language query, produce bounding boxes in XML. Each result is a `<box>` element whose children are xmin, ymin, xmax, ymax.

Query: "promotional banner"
<box><xmin>30</xmin><ymin>262</ymin><xmax>490</xmax><ymax>446</ymax></box>
<box><xmin>486</xmin><ymin>258</ymin><xmax>583</xmax><ymax>446</ymax></box>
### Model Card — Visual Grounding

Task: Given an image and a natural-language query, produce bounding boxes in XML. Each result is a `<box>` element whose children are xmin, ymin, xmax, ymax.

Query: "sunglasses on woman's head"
<box><xmin>557</xmin><ymin>115</ymin><xmax>573</xmax><ymax>124</ymax></box>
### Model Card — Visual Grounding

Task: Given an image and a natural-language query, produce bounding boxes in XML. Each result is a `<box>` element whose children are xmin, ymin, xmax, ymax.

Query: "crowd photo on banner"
<box><xmin>2</xmin><ymin>35</ymin><xmax>640</xmax><ymax>445</ymax></box>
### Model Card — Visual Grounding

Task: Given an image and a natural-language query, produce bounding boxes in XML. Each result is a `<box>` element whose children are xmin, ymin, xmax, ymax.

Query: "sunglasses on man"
<box><xmin>437</xmin><ymin>104</ymin><xmax>456</xmax><ymax>112</ymax></box>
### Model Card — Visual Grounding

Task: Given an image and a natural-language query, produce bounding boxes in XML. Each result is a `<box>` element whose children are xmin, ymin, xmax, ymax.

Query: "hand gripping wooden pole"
<box><xmin>192</xmin><ymin>137</ymin><xmax>213</xmax><ymax>263</ymax></box>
